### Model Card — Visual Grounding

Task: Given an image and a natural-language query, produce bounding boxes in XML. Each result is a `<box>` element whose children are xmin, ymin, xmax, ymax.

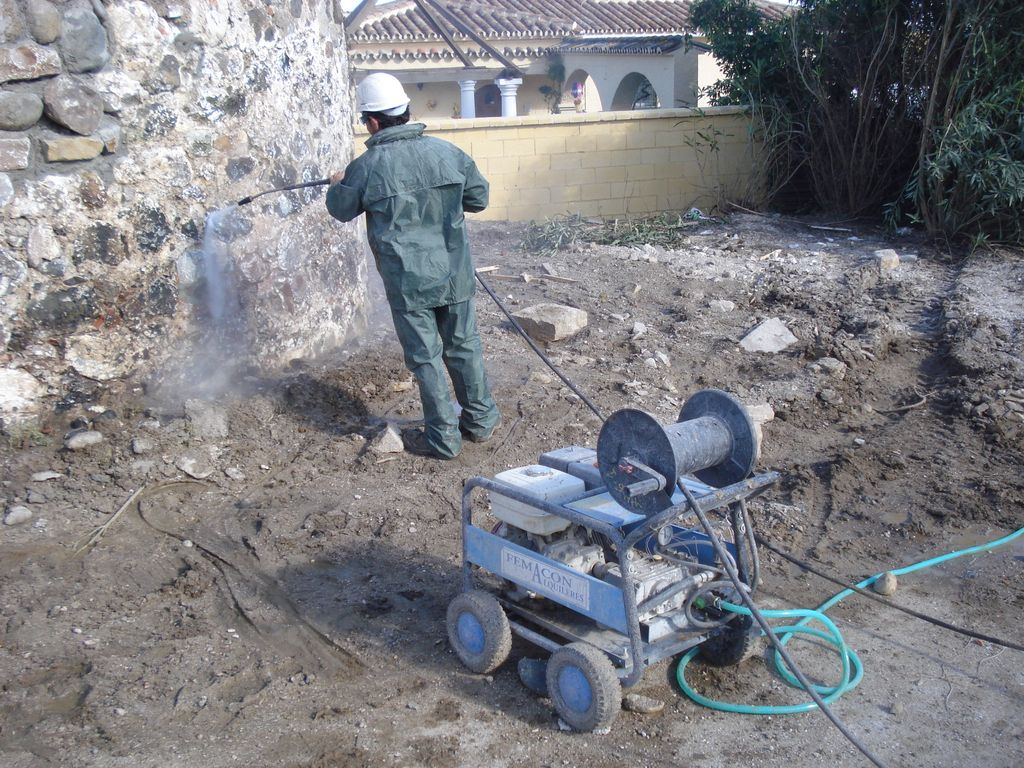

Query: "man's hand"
<box><xmin>330</xmin><ymin>171</ymin><xmax>345</xmax><ymax>184</ymax></box>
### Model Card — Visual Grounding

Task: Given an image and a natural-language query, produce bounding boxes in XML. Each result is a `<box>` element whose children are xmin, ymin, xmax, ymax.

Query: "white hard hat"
<box><xmin>357</xmin><ymin>73</ymin><xmax>411</xmax><ymax>115</ymax></box>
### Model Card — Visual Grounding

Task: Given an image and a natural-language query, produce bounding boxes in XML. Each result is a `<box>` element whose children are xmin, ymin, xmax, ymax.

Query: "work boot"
<box><xmin>460</xmin><ymin>415</ymin><xmax>501</xmax><ymax>444</ymax></box>
<box><xmin>402</xmin><ymin>428</ymin><xmax>458</xmax><ymax>460</ymax></box>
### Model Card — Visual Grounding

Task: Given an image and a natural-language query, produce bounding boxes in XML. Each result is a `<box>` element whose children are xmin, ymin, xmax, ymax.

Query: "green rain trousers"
<box><xmin>391</xmin><ymin>299</ymin><xmax>498</xmax><ymax>457</ymax></box>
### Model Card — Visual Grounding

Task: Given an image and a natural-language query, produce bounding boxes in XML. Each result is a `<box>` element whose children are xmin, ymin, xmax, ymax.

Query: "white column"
<box><xmin>495</xmin><ymin>77</ymin><xmax>522</xmax><ymax>117</ymax></box>
<box><xmin>458</xmin><ymin>80</ymin><xmax>476</xmax><ymax>119</ymax></box>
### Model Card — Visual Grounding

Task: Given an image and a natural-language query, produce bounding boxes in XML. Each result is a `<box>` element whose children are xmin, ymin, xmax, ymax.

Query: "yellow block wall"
<box><xmin>353</xmin><ymin>106</ymin><xmax>758</xmax><ymax>222</ymax></box>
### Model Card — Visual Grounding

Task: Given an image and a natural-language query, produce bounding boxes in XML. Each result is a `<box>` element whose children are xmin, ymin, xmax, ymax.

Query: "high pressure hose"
<box><xmin>476</xmin><ymin>244</ymin><xmax>1021</xmax><ymax>764</ymax></box>
<box><xmin>676</xmin><ymin>523</ymin><xmax>1024</xmax><ymax>721</ymax></box>
<box><xmin>677</xmin><ymin>483</ymin><xmax>890</xmax><ymax>768</ymax></box>
<box><xmin>475</xmin><ymin>273</ymin><xmax>605</xmax><ymax>420</ymax></box>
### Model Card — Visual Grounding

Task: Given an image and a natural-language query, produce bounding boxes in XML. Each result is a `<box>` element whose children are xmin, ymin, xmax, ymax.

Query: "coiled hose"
<box><xmin>676</xmin><ymin>526</ymin><xmax>1024</xmax><ymax>715</ymax></box>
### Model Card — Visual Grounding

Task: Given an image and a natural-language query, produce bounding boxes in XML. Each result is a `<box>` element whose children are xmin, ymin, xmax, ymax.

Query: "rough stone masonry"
<box><xmin>0</xmin><ymin>0</ymin><xmax>367</xmax><ymax>426</ymax></box>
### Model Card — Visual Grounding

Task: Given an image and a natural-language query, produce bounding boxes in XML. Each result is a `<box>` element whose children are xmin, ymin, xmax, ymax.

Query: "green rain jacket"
<box><xmin>326</xmin><ymin>123</ymin><xmax>489</xmax><ymax>312</ymax></box>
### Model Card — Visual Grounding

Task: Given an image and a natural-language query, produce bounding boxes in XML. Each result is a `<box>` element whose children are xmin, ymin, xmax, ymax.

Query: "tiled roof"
<box><xmin>349</xmin><ymin>0</ymin><xmax>788</xmax><ymax>42</ymax></box>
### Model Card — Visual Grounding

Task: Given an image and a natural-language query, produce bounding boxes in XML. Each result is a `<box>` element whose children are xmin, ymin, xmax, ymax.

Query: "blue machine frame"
<box><xmin>460</xmin><ymin>470</ymin><xmax>779</xmax><ymax>687</ymax></box>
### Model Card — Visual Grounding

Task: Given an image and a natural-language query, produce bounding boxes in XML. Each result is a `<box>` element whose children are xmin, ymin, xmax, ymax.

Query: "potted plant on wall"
<box><xmin>538</xmin><ymin>56</ymin><xmax>566</xmax><ymax>114</ymax></box>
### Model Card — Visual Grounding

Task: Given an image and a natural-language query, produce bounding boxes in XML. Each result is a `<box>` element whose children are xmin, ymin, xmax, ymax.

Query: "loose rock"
<box><xmin>176</xmin><ymin>453</ymin><xmax>213</xmax><ymax>480</ymax></box>
<box><xmin>64</xmin><ymin>429</ymin><xmax>104</xmax><ymax>451</ymax></box>
<box><xmin>130</xmin><ymin>437</ymin><xmax>153</xmax><ymax>455</ymax></box>
<box><xmin>30</xmin><ymin>470</ymin><xmax>63</xmax><ymax>482</ymax></box>
<box><xmin>875</xmin><ymin>249</ymin><xmax>900</xmax><ymax>273</ymax></box>
<box><xmin>3</xmin><ymin>505</ymin><xmax>33</xmax><ymax>526</ymax></box>
<box><xmin>370</xmin><ymin>424</ymin><xmax>404</xmax><ymax>455</ymax></box>
<box><xmin>816</xmin><ymin>357</ymin><xmax>848</xmax><ymax>379</ymax></box>
<box><xmin>622</xmin><ymin>693</ymin><xmax>664</xmax><ymax>715</ymax></box>
<box><xmin>739</xmin><ymin>318</ymin><xmax>798</xmax><ymax>354</ymax></box>
<box><xmin>513</xmin><ymin>303</ymin><xmax>589</xmax><ymax>343</ymax></box>
<box><xmin>873</xmin><ymin>572</ymin><xmax>898</xmax><ymax>596</ymax></box>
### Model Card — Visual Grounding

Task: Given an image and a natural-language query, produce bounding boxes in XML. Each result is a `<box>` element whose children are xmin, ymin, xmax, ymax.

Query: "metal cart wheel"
<box><xmin>446</xmin><ymin>590</ymin><xmax>512</xmax><ymax>674</ymax></box>
<box><xmin>545</xmin><ymin>642</ymin><xmax>621</xmax><ymax>732</ymax></box>
<box><xmin>698</xmin><ymin>613</ymin><xmax>757</xmax><ymax>667</ymax></box>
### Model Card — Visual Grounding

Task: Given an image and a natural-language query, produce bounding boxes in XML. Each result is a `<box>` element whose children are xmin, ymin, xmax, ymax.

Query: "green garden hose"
<box><xmin>676</xmin><ymin>526</ymin><xmax>1024</xmax><ymax>714</ymax></box>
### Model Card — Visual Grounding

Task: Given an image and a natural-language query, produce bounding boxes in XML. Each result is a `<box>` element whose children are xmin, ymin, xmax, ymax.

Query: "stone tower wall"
<box><xmin>0</xmin><ymin>0</ymin><xmax>365</xmax><ymax>423</ymax></box>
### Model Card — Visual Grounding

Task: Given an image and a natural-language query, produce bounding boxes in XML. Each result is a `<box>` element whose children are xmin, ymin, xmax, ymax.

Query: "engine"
<box><xmin>488</xmin><ymin>463</ymin><xmax>724</xmax><ymax>638</ymax></box>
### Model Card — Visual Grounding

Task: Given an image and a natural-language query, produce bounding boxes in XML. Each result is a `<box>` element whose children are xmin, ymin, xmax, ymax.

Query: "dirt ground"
<box><xmin>2</xmin><ymin>214</ymin><xmax>1022</xmax><ymax>768</ymax></box>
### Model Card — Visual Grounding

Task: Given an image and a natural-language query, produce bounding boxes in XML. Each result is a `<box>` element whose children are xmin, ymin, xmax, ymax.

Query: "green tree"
<box><xmin>692</xmin><ymin>0</ymin><xmax>1024</xmax><ymax>246</ymax></box>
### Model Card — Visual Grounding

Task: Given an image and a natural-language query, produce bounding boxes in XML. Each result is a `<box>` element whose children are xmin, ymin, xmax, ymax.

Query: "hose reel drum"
<box><xmin>597</xmin><ymin>389</ymin><xmax>759</xmax><ymax>515</ymax></box>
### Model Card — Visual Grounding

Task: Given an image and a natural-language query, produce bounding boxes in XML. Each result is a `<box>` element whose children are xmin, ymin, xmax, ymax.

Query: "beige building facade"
<box><xmin>347</xmin><ymin>0</ymin><xmax>786</xmax><ymax>120</ymax></box>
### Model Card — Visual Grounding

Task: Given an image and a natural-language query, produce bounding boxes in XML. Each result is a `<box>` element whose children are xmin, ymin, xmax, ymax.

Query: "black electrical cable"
<box><xmin>481</xmin><ymin>276</ymin><xmax>886</xmax><ymax>763</ymax></box>
<box><xmin>755</xmin><ymin>534</ymin><xmax>1024</xmax><ymax>653</ymax></box>
<box><xmin>475</xmin><ymin>273</ymin><xmax>605</xmax><ymax>421</ymax></box>
<box><xmin>679</xmin><ymin>484</ymin><xmax>889</xmax><ymax>768</ymax></box>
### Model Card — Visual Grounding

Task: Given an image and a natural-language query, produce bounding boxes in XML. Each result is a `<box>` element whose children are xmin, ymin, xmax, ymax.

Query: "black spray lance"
<box><xmin>236</xmin><ymin>178</ymin><xmax>331</xmax><ymax>206</ymax></box>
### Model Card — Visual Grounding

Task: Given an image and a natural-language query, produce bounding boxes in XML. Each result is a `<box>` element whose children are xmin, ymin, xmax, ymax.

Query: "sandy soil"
<box><xmin>1</xmin><ymin>214</ymin><xmax>1022</xmax><ymax>768</ymax></box>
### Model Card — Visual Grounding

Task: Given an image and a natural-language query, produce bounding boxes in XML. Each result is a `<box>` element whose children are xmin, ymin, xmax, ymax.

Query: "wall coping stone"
<box><xmin>354</xmin><ymin>105</ymin><xmax>750</xmax><ymax>135</ymax></box>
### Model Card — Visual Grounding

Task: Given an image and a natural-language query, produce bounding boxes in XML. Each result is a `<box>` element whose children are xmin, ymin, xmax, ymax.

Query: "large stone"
<box><xmin>43</xmin><ymin>75</ymin><xmax>104</xmax><ymax>135</ymax></box>
<box><xmin>65</xmin><ymin>332</ymin><xmax>136</xmax><ymax>381</ymax></box>
<box><xmin>3</xmin><ymin>506</ymin><xmax>33</xmax><ymax>526</ymax></box>
<box><xmin>0</xmin><ymin>137</ymin><xmax>31</xmax><ymax>171</ymax></box>
<box><xmin>0</xmin><ymin>91</ymin><xmax>44</xmax><ymax>131</ymax></box>
<box><xmin>0</xmin><ymin>247</ymin><xmax>27</xmax><ymax>296</ymax></box>
<box><xmin>0</xmin><ymin>173</ymin><xmax>12</xmax><ymax>207</ymax></box>
<box><xmin>875</xmin><ymin>249</ymin><xmax>900</xmax><ymax>273</ymax></box>
<box><xmin>0</xmin><ymin>0</ymin><xmax>27</xmax><ymax>43</ymax></box>
<box><xmin>27</xmin><ymin>0</ymin><xmax>62</xmax><ymax>44</ymax></box>
<box><xmin>40</xmin><ymin>135</ymin><xmax>103</xmax><ymax>162</ymax></box>
<box><xmin>739</xmin><ymin>317</ymin><xmax>798</xmax><ymax>354</ymax></box>
<box><xmin>0</xmin><ymin>368</ymin><xmax>45</xmax><ymax>426</ymax></box>
<box><xmin>513</xmin><ymin>303</ymin><xmax>589</xmax><ymax>343</ymax></box>
<box><xmin>0</xmin><ymin>42</ymin><xmax>62</xmax><ymax>84</ymax></box>
<box><xmin>26</xmin><ymin>285</ymin><xmax>97</xmax><ymax>329</ymax></box>
<box><xmin>26</xmin><ymin>223</ymin><xmax>61</xmax><ymax>268</ymax></box>
<box><xmin>72</xmin><ymin>222</ymin><xmax>125</xmax><ymax>265</ymax></box>
<box><xmin>77</xmin><ymin>171</ymin><xmax>106</xmax><ymax>208</ymax></box>
<box><xmin>91</xmin><ymin>69</ymin><xmax>143</xmax><ymax>113</ymax></box>
<box><xmin>133</xmin><ymin>202</ymin><xmax>171</xmax><ymax>253</ymax></box>
<box><xmin>176</xmin><ymin>452</ymin><xmax>214</xmax><ymax>480</ymax></box>
<box><xmin>58</xmin><ymin>2</ymin><xmax>109</xmax><ymax>74</ymax></box>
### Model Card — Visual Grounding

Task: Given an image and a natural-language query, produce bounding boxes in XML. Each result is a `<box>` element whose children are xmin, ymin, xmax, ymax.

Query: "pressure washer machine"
<box><xmin>447</xmin><ymin>389</ymin><xmax>780</xmax><ymax>731</ymax></box>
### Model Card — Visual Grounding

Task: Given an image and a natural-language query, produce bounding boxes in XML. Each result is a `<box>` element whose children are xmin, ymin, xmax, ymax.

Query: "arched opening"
<box><xmin>564</xmin><ymin>69</ymin><xmax>602</xmax><ymax>113</ymax></box>
<box><xmin>611</xmin><ymin>73</ymin><xmax>660</xmax><ymax>111</ymax></box>
<box><xmin>475</xmin><ymin>84</ymin><xmax>501</xmax><ymax>118</ymax></box>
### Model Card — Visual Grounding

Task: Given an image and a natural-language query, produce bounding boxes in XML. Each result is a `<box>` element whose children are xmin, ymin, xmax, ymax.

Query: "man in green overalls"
<box><xmin>326</xmin><ymin>73</ymin><xmax>500</xmax><ymax>460</ymax></box>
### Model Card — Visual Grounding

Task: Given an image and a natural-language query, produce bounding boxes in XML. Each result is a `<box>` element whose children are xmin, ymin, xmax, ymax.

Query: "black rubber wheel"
<box><xmin>699</xmin><ymin>613</ymin><xmax>758</xmax><ymax>667</ymax></box>
<box><xmin>446</xmin><ymin>590</ymin><xmax>512</xmax><ymax>674</ymax></box>
<box><xmin>545</xmin><ymin>642</ymin><xmax>621</xmax><ymax>732</ymax></box>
